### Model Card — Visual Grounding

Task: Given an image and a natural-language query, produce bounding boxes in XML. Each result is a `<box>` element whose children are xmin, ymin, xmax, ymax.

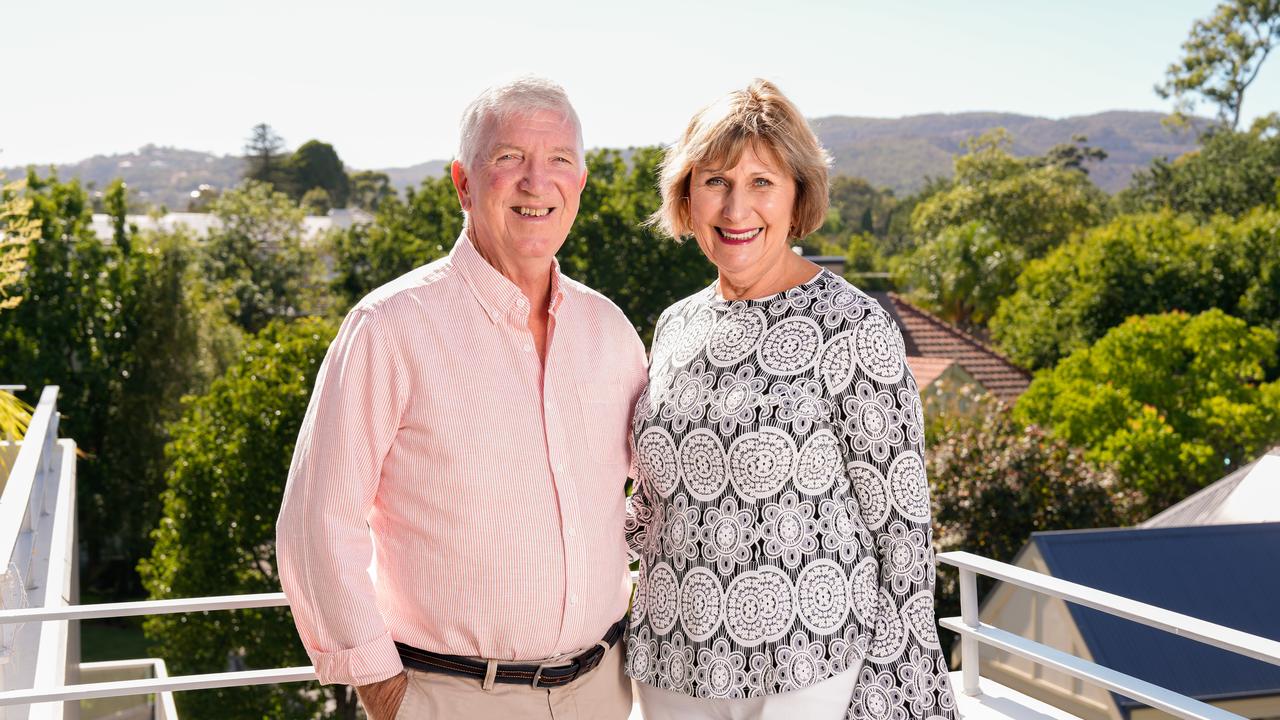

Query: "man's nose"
<box><xmin>518</xmin><ymin>161</ymin><xmax>551</xmax><ymax>195</ymax></box>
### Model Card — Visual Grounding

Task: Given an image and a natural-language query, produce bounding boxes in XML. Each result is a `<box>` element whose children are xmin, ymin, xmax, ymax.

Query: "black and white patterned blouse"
<box><xmin>624</xmin><ymin>269</ymin><xmax>958</xmax><ymax>719</ymax></box>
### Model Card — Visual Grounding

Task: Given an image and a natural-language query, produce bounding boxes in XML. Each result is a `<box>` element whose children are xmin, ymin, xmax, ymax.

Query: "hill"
<box><xmin>3</xmin><ymin>111</ymin><xmax>1203</xmax><ymax>207</ymax></box>
<box><xmin>810</xmin><ymin>110</ymin><xmax>1202</xmax><ymax>194</ymax></box>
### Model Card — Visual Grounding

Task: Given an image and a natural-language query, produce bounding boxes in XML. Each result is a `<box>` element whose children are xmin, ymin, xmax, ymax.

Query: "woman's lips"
<box><xmin>716</xmin><ymin>227</ymin><xmax>762</xmax><ymax>245</ymax></box>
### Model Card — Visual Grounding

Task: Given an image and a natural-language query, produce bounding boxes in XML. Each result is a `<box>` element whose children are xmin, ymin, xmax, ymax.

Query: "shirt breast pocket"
<box><xmin>575</xmin><ymin>382</ymin><xmax>632</xmax><ymax>467</ymax></box>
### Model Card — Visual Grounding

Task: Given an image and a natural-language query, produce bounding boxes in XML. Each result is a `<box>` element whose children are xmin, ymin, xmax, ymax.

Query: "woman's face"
<box><xmin>687</xmin><ymin>141</ymin><xmax>798</xmax><ymax>283</ymax></box>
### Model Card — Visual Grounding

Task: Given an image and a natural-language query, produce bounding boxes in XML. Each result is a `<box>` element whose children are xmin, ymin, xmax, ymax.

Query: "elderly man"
<box><xmin>276</xmin><ymin>78</ymin><xmax>646</xmax><ymax>720</ymax></box>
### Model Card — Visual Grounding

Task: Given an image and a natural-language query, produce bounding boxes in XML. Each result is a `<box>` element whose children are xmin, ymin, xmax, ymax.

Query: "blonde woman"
<box><xmin>624</xmin><ymin>80</ymin><xmax>958</xmax><ymax>720</ymax></box>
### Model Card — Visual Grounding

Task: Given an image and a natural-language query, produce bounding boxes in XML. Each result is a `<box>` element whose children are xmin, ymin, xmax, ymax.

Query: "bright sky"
<box><xmin>3</xmin><ymin>0</ymin><xmax>1277</xmax><ymax>169</ymax></box>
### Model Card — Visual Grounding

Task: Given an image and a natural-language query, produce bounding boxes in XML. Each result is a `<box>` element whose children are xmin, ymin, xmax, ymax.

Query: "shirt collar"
<box><xmin>451</xmin><ymin>231</ymin><xmax>568</xmax><ymax>324</ymax></box>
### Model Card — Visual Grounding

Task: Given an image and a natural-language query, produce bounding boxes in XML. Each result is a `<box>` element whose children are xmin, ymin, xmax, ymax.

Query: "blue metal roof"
<box><xmin>1032</xmin><ymin>523</ymin><xmax>1280</xmax><ymax>711</ymax></box>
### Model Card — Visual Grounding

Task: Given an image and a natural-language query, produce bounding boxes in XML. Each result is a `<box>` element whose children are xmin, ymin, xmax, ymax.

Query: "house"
<box><xmin>869</xmin><ymin>291</ymin><xmax>1033</xmax><ymax>403</ymax></box>
<box><xmin>1141</xmin><ymin>446</ymin><xmax>1280</xmax><ymax>528</ymax></box>
<box><xmin>975</xmin><ymin>523</ymin><xmax>1280</xmax><ymax>720</ymax></box>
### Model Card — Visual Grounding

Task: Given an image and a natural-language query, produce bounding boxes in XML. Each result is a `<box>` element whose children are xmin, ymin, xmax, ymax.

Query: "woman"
<box><xmin>624</xmin><ymin>80</ymin><xmax>959</xmax><ymax>720</ymax></box>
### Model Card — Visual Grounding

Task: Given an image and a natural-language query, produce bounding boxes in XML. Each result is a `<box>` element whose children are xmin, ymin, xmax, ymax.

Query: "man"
<box><xmin>276</xmin><ymin>77</ymin><xmax>646</xmax><ymax>719</ymax></box>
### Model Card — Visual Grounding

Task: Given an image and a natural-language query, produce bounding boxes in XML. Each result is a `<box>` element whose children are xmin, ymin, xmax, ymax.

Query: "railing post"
<box><xmin>959</xmin><ymin>567</ymin><xmax>981</xmax><ymax>696</ymax></box>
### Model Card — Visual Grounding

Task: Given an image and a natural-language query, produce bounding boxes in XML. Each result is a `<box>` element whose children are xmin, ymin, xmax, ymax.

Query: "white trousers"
<box><xmin>634</xmin><ymin>664</ymin><xmax>860</xmax><ymax>720</ymax></box>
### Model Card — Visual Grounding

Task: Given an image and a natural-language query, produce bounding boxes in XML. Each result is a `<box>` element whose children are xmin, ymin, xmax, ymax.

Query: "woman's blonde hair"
<box><xmin>651</xmin><ymin>79</ymin><xmax>831</xmax><ymax>241</ymax></box>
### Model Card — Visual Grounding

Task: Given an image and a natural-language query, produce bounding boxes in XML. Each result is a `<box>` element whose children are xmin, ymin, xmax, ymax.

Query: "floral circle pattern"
<box><xmin>624</xmin><ymin>271</ymin><xmax>956</xmax><ymax>716</ymax></box>
<box><xmin>728</xmin><ymin>427</ymin><xmax>797</xmax><ymax>500</ymax></box>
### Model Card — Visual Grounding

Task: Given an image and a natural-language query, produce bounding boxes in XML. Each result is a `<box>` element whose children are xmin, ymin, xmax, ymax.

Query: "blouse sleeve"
<box><xmin>828</xmin><ymin>305</ymin><xmax>959</xmax><ymax>720</ymax></box>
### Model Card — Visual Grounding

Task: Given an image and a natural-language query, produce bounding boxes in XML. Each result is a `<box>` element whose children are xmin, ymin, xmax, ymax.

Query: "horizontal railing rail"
<box><xmin>938</xmin><ymin>550</ymin><xmax>1280</xmax><ymax>720</ymax></box>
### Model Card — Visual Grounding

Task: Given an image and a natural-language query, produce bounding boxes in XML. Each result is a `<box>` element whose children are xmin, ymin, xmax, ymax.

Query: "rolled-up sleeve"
<box><xmin>276</xmin><ymin>307</ymin><xmax>409</xmax><ymax>686</ymax></box>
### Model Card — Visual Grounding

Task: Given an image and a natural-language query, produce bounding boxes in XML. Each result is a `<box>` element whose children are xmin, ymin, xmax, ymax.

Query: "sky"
<box><xmin>3</xmin><ymin>0</ymin><xmax>1277</xmax><ymax>170</ymax></box>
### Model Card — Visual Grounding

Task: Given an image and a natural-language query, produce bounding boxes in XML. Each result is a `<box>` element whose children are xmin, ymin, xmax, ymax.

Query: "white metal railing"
<box><xmin>0</xmin><ymin>386</ymin><xmax>68</xmax><ymax>720</ymax></box>
<box><xmin>939</xmin><ymin>550</ymin><xmax>1280</xmax><ymax>720</ymax></box>
<box><xmin>80</xmin><ymin>659</ymin><xmax>179</xmax><ymax>720</ymax></box>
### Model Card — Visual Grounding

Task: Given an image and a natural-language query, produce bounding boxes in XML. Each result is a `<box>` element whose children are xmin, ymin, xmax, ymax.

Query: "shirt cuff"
<box><xmin>307</xmin><ymin>631</ymin><xmax>404</xmax><ymax>686</ymax></box>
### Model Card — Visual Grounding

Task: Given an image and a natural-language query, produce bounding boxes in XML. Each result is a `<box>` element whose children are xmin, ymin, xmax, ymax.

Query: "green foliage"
<box><xmin>1</xmin><ymin>174</ymin><xmax>39</xmax><ymax>310</ymax></box>
<box><xmin>806</xmin><ymin>176</ymin><xmax>898</xmax><ymax>253</ymax></box>
<box><xmin>287</xmin><ymin>140</ymin><xmax>350</xmax><ymax>208</ymax></box>
<box><xmin>348</xmin><ymin>170</ymin><xmax>393</xmax><ymax>211</ymax></box>
<box><xmin>1013</xmin><ymin>310</ymin><xmax>1280</xmax><ymax>513</ymax></box>
<box><xmin>299</xmin><ymin>186</ymin><xmax>332</xmax><ymax>215</ymax></box>
<box><xmin>1117</xmin><ymin>116</ymin><xmax>1280</xmax><ymax>219</ymax></box>
<box><xmin>140</xmin><ymin>318</ymin><xmax>351</xmax><ymax>720</ymax></box>
<box><xmin>243</xmin><ymin>123</ymin><xmax>290</xmax><ymax>189</ymax></box>
<box><xmin>559</xmin><ymin>147</ymin><xmax>714</xmax><ymax>343</ymax></box>
<box><xmin>0</xmin><ymin>171</ymin><xmax>238</xmax><ymax>596</ymax></box>
<box><xmin>893</xmin><ymin>131</ymin><xmax>1109</xmax><ymax>327</ymax></box>
<box><xmin>928</xmin><ymin>388</ymin><xmax>1137</xmax><ymax>624</ymax></box>
<box><xmin>1156</xmin><ymin>0</ymin><xmax>1280</xmax><ymax>129</ymax></box>
<box><xmin>911</xmin><ymin>130</ymin><xmax>1108</xmax><ymax>259</ymax></box>
<box><xmin>892</xmin><ymin>221</ymin><xmax>1021</xmax><ymax>328</ymax></box>
<box><xmin>328</xmin><ymin>171</ymin><xmax>461</xmax><ymax>307</ymax></box>
<box><xmin>841</xmin><ymin>233</ymin><xmax>891</xmax><ymax>292</ymax></box>
<box><xmin>203</xmin><ymin>181</ymin><xmax>329</xmax><ymax>333</ymax></box>
<box><xmin>991</xmin><ymin>206</ymin><xmax>1280</xmax><ymax>369</ymax></box>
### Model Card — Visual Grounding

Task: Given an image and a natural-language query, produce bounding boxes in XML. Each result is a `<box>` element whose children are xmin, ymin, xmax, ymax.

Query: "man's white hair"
<box><xmin>457</xmin><ymin>76</ymin><xmax>584</xmax><ymax>170</ymax></box>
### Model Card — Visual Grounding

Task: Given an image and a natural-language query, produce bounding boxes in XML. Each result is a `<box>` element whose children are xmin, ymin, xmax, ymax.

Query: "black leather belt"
<box><xmin>394</xmin><ymin>617</ymin><xmax>627</xmax><ymax>689</ymax></box>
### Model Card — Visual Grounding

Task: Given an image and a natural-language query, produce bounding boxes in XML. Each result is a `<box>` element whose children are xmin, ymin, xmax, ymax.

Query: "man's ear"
<box><xmin>578</xmin><ymin>166</ymin><xmax>588</xmax><ymax>191</ymax></box>
<box><xmin>451</xmin><ymin>160</ymin><xmax>472</xmax><ymax>211</ymax></box>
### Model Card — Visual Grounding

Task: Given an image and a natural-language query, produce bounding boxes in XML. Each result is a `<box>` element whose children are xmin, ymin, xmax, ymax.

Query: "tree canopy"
<box><xmin>139</xmin><ymin>318</ymin><xmax>350</xmax><ymax>719</ymax></box>
<box><xmin>1156</xmin><ymin>0</ymin><xmax>1280</xmax><ymax>129</ymax></box>
<box><xmin>1013</xmin><ymin>309</ymin><xmax>1280</xmax><ymax>514</ymax></box>
<box><xmin>991</xmin><ymin>205</ymin><xmax>1280</xmax><ymax>370</ymax></box>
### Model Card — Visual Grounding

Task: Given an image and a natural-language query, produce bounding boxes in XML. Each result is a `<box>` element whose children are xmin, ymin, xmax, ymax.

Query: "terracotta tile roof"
<box><xmin>870</xmin><ymin>292</ymin><xmax>1033</xmax><ymax>402</ymax></box>
<box><xmin>904</xmin><ymin>356</ymin><xmax>956</xmax><ymax>389</ymax></box>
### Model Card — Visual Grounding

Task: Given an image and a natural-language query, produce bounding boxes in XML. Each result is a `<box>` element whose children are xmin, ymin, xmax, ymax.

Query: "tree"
<box><xmin>1013</xmin><ymin>309</ymin><xmax>1280</xmax><ymax>514</ymax></box>
<box><xmin>1117</xmin><ymin>114</ymin><xmax>1280</xmax><ymax>220</ymax></box>
<box><xmin>328</xmin><ymin>171</ymin><xmax>461</xmax><ymax>307</ymax></box>
<box><xmin>287</xmin><ymin>140</ymin><xmax>350</xmax><ymax>208</ymax></box>
<box><xmin>0</xmin><ymin>174</ymin><xmax>38</xmax><ymax>310</ymax></box>
<box><xmin>1157</xmin><ymin>0</ymin><xmax>1280</xmax><ymax>129</ymax></box>
<box><xmin>243</xmin><ymin>123</ymin><xmax>289</xmax><ymax>189</ymax></box>
<box><xmin>299</xmin><ymin>187</ymin><xmax>332</xmax><ymax>215</ymax></box>
<box><xmin>139</xmin><ymin>318</ymin><xmax>356</xmax><ymax>720</ymax></box>
<box><xmin>892</xmin><ymin>221</ymin><xmax>1021</xmax><ymax>328</ymax></box>
<box><xmin>927</xmin><ymin>387</ymin><xmax>1138</xmax><ymax>631</ymax></box>
<box><xmin>348</xmin><ymin>170</ymin><xmax>393</xmax><ymax>211</ymax></box>
<box><xmin>991</xmin><ymin>206</ymin><xmax>1280</xmax><ymax>370</ymax></box>
<box><xmin>203</xmin><ymin>181</ymin><xmax>329</xmax><ymax>333</ymax></box>
<box><xmin>911</xmin><ymin>130</ymin><xmax>1108</xmax><ymax>259</ymax></box>
<box><xmin>558</xmin><ymin>147</ymin><xmax>714</xmax><ymax>343</ymax></box>
<box><xmin>806</xmin><ymin>175</ymin><xmax>898</xmax><ymax>253</ymax></box>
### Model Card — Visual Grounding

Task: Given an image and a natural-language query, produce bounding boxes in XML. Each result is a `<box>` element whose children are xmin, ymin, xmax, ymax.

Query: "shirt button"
<box><xmin>555</xmin><ymin>462</ymin><xmax>565</xmax><ymax>473</ymax></box>
<box><xmin>522</xmin><ymin>343</ymin><xmax>533</xmax><ymax>353</ymax></box>
<box><xmin>567</xmin><ymin>527</ymin><xmax>577</xmax><ymax>538</ymax></box>
<box><xmin>490</xmin><ymin>311</ymin><xmax>500</xmax><ymax>322</ymax></box>
<box><xmin>569</xmin><ymin>593</ymin><xmax>579</xmax><ymax>606</ymax></box>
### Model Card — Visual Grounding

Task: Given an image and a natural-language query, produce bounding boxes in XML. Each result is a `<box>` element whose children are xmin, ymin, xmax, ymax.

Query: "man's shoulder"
<box><xmin>350</xmin><ymin>254</ymin><xmax>458</xmax><ymax>318</ymax></box>
<box><xmin>559</xmin><ymin>274</ymin><xmax>636</xmax><ymax>335</ymax></box>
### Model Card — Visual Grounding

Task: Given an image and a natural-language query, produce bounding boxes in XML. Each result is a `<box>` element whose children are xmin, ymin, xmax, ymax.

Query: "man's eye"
<box><xmin>553</xmin><ymin>156</ymin><xmax>572</xmax><ymax>164</ymax></box>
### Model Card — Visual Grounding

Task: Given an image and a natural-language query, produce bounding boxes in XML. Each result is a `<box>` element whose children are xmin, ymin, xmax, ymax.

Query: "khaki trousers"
<box><xmin>395</xmin><ymin>641</ymin><xmax>632</xmax><ymax>719</ymax></box>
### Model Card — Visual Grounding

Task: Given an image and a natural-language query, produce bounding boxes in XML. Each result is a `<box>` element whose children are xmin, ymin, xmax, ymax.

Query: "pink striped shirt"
<box><xmin>276</xmin><ymin>233</ymin><xmax>648</xmax><ymax>686</ymax></box>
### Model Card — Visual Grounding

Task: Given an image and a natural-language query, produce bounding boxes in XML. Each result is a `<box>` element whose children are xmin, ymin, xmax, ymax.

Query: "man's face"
<box><xmin>451</xmin><ymin>109</ymin><xmax>587</xmax><ymax>266</ymax></box>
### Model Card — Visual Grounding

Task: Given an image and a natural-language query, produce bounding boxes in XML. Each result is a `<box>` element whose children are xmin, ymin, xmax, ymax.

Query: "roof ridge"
<box><xmin>886</xmin><ymin>292</ymin><xmax>1031</xmax><ymax>377</ymax></box>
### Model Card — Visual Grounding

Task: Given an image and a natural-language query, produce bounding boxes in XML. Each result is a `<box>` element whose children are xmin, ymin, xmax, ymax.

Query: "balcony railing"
<box><xmin>4</xmin><ymin>385</ymin><xmax>1280</xmax><ymax>719</ymax></box>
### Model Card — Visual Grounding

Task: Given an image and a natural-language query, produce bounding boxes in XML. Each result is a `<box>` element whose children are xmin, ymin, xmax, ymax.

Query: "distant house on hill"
<box><xmin>976</xmin><ymin>523</ymin><xmax>1280</xmax><ymax>720</ymax></box>
<box><xmin>89</xmin><ymin>207</ymin><xmax>373</xmax><ymax>244</ymax></box>
<box><xmin>1141</xmin><ymin>446</ymin><xmax>1280</xmax><ymax>528</ymax></box>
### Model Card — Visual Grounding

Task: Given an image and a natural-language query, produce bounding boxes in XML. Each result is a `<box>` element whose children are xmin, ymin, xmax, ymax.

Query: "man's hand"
<box><xmin>356</xmin><ymin>672</ymin><xmax>409</xmax><ymax>720</ymax></box>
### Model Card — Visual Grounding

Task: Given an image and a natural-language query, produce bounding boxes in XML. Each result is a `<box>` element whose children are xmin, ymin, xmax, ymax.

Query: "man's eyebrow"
<box><xmin>550</xmin><ymin>146</ymin><xmax>578</xmax><ymax>157</ymax></box>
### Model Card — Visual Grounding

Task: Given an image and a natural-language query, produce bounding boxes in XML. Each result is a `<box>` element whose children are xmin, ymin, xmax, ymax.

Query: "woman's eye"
<box><xmin>753</xmin><ymin>177</ymin><xmax>773</xmax><ymax>187</ymax></box>
<box><xmin>706</xmin><ymin>177</ymin><xmax>727</xmax><ymax>187</ymax></box>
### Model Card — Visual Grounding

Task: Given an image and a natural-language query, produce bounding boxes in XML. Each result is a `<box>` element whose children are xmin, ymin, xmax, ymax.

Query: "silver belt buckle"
<box><xmin>531</xmin><ymin>661</ymin><xmax>553</xmax><ymax>688</ymax></box>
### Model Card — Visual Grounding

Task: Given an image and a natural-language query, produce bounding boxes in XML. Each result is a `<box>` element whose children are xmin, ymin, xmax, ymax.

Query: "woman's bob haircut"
<box><xmin>651</xmin><ymin>79</ymin><xmax>832</xmax><ymax>241</ymax></box>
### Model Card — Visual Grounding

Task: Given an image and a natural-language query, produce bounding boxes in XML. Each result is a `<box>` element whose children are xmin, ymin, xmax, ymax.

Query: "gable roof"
<box><xmin>1142</xmin><ymin>447</ymin><xmax>1280</xmax><ymax>528</ymax></box>
<box><xmin>870</xmin><ymin>292</ymin><xmax>1032</xmax><ymax>402</ymax></box>
<box><xmin>1032</xmin><ymin>523</ymin><xmax>1280</xmax><ymax>712</ymax></box>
